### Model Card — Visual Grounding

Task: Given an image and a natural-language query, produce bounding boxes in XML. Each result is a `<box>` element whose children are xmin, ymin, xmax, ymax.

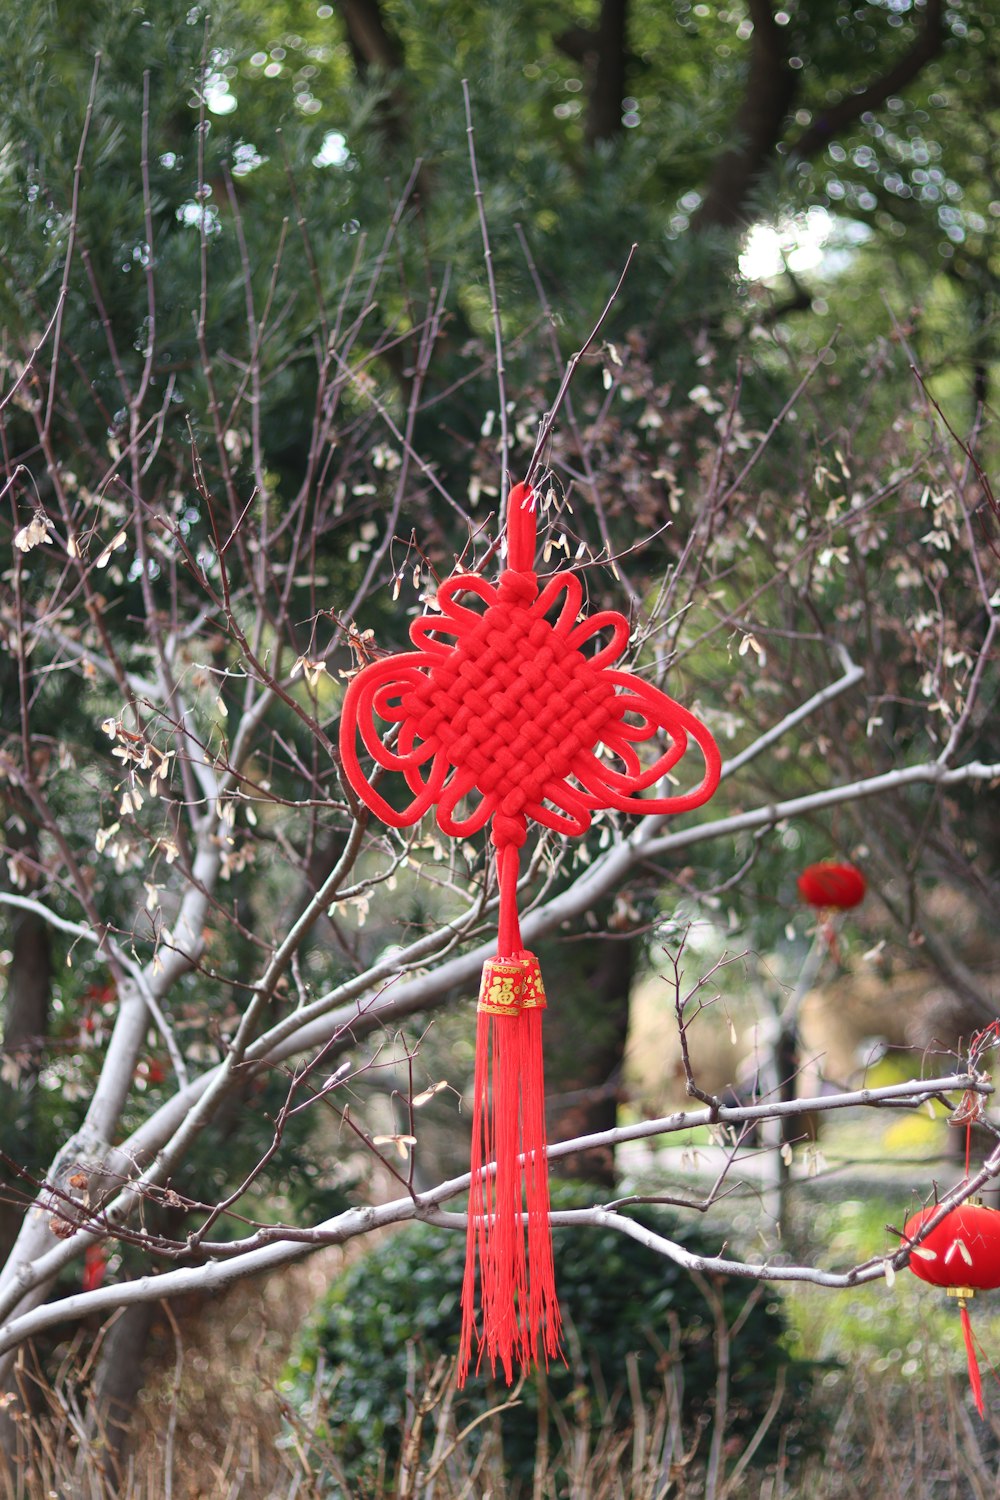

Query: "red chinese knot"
<box><xmin>340</xmin><ymin>534</ymin><xmax>721</xmax><ymax>853</ymax></box>
<box><xmin>339</xmin><ymin>480</ymin><xmax>722</xmax><ymax>1385</ymax></box>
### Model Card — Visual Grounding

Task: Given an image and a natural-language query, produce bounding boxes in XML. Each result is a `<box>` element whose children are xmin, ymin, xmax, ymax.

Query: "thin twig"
<box><xmin>462</xmin><ymin>81</ymin><xmax>510</xmax><ymax>501</ymax></box>
<box><xmin>525</xmin><ymin>244</ymin><xmax>638</xmax><ymax>488</ymax></box>
<box><xmin>43</xmin><ymin>54</ymin><xmax>101</xmax><ymax>436</ymax></box>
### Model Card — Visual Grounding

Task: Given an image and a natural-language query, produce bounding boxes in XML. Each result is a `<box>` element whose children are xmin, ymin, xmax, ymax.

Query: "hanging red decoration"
<box><xmin>82</xmin><ymin>1242</ymin><xmax>107</xmax><ymax>1294</ymax></box>
<box><xmin>904</xmin><ymin>1201</ymin><xmax>1000</xmax><ymax>1416</ymax></box>
<box><xmin>797</xmin><ymin>861</ymin><xmax>866</xmax><ymax>911</ymax></box>
<box><xmin>339</xmin><ymin>479</ymin><xmax>722</xmax><ymax>1384</ymax></box>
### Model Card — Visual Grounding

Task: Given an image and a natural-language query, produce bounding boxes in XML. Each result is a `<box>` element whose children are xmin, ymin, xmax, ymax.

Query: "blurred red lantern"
<box><xmin>82</xmin><ymin>1243</ymin><xmax>106</xmax><ymax>1294</ymax></box>
<box><xmin>904</xmin><ymin>1203</ymin><xmax>1000</xmax><ymax>1290</ymax></box>
<box><xmin>904</xmin><ymin>1201</ymin><xmax>1000</xmax><ymax>1415</ymax></box>
<box><xmin>797</xmin><ymin>861</ymin><xmax>866</xmax><ymax>911</ymax></box>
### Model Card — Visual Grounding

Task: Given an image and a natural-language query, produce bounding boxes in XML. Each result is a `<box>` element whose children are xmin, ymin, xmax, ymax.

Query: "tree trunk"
<box><xmin>80</xmin><ymin>1301</ymin><xmax>159</xmax><ymax>1484</ymax></box>
<box><xmin>539</xmin><ymin>927</ymin><xmax>635</xmax><ymax>1186</ymax></box>
<box><xmin>694</xmin><ymin>0</ymin><xmax>796</xmax><ymax>232</ymax></box>
<box><xmin>0</xmin><ymin>899</ymin><xmax>53</xmax><ymax>1263</ymax></box>
<box><xmin>586</xmin><ymin>0</ymin><xmax>630</xmax><ymax>147</ymax></box>
<box><xmin>695</xmin><ymin>0</ymin><xmax>945</xmax><ymax>232</ymax></box>
<box><xmin>556</xmin><ymin>0</ymin><xmax>630</xmax><ymax>148</ymax></box>
<box><xmin>0</xmin><ymin>898</ymin><xmax>52</xmax><ymax>1465</ymax></box>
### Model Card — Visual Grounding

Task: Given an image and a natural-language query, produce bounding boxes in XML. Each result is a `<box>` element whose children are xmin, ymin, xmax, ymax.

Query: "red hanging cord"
<box><xmin>960</xmin><ymin>1297</ymin><xmax>985</xmax><ymax>1418</ymax></box>
<box><xmin>960</xmin><ymin>1120</ymin><xmax>982</xmax><ymax>1416</ymax></box>
<box><xmin>519</xmin><ymin>953</ymin><xmax>561</xmax><ymax>1367</ymax></box>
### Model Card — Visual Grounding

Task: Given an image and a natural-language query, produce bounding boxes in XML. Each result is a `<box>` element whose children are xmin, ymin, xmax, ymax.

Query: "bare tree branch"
<box><xmin>0</xmin><ymin>1071</ymin><xmax>986</xmax><ymax>1357</ymax></box>
<box><xmin>695</xmin><ymin>0</ymin><xmax>946</xmax><ymax>230</ymax></box>
<box><xmin>791</xmin><ymin>0</ymin><xmax>945</xmax><ymax>162</ymax></box>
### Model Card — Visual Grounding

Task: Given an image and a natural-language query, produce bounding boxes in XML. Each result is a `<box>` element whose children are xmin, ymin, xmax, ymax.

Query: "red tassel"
<box><xmin>519</xmin><ymin>953</ymin><xmax>561</xmax><ymax>1368</ymax></box>
<box><xmin>960</xmin><ymin>1297</ymin><xmax>985</xmax><ymax>1418</ymax></box>
<box><xmin>458</xmin><ymin>949</ymin><xmax>563</xmax><ymax>1385</ymax></box>
<box><xmin>459</xmin><ymin>845</ymin><xmax>564</xmax><ymax>1385</ymax></box>
<box><xmin>458</xmin><ymin>959</ymin><xmax>526</xmax><ymax>1385</ymax></box>
<box><xmin>485</xmin><ymin>995</ymin><xmax>526</xmax><ymax>1377</ymax></box>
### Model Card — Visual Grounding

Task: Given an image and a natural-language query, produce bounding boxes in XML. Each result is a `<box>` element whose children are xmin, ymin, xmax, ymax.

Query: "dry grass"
<box><xmin>0</xmin><ymin>1253</ymin><xmax>339</xmax><ymax>1500</ymax></box>
<box><xmin>4</xmin><ymin>1254</ymin><xmax>1000</xmax><ymax>1499</ymax></box>
<box><xmin>5</xmin><ymin>1353</ymin><xmax>1000</xmax><ymax>1500</ymax></box>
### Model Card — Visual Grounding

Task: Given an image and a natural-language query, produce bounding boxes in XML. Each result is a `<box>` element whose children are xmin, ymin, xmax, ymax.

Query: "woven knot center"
<box><xmin>402</xmin><ymin>600</ymin><xmax>621</xmax><ymax>813</ymax></box>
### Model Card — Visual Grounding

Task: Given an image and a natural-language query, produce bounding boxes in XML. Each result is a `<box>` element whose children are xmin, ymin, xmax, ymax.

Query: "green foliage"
<box><xmin>287</xmin><ymin>1186</ymin><xmax>820</xmax><ymax>1494</ymax></box>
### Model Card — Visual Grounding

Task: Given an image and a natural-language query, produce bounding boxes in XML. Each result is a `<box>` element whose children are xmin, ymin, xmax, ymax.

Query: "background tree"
<box><xmin>0</xmin><ymin>0</ymin><xmax>998</xmax><ymax>1484</ymax></box>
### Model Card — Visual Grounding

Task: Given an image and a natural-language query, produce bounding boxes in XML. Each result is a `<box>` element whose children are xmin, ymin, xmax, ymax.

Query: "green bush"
<box><xmin>286</xmin><ymin>1187</ymin><xmax>819</xmax><ymax>1494</ymax></box>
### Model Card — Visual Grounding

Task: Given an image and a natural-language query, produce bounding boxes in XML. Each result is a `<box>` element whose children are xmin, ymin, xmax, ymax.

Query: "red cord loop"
<box><xmin>497</xmin><ymin>569</ymin><xmax>537</xmax><ymax>605</ymax></box>
<box><xmin>506</xmin><ymin>481</ymin><xmax>537</xmax><ymax>572</ymax></box>
<box><xmin>492</xmin><ymin>813</ymin><xmax>527</xmax><ymax>850</ymax></box>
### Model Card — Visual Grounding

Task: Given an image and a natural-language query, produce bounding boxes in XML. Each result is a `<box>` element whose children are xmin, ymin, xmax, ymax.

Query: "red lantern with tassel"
<box><xmin>339</xmin><ymin>479</ymin><xmax>722</xmax><ymax>1384</ymax></box>
<box><xmin>904</xmin><ymin>1201</ymin><xmax>1000</xmax><ymax>1416</ymax></box>
<box><xmin>797</xmin><ymin>861</ymin><xmax>866</xmax><ymax>911</ymax></box>
<box><xmin>797</xmin><ymin>860</ymin><xmax>866</xmax><ymax>962</ymax></box>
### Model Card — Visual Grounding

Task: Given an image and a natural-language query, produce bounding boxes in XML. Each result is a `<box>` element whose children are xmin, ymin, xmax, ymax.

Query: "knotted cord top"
<box><xmin>339</xmin><ymin>481</ymin><xmax>722</xmax><ymax>954</ymax></box>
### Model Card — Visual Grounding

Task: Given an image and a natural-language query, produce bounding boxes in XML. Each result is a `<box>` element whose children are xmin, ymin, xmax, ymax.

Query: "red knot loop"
<box><xmin>492</xmin><ymin>812</ymin><xmax>527</xmax><ymax>850</ymax></box>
